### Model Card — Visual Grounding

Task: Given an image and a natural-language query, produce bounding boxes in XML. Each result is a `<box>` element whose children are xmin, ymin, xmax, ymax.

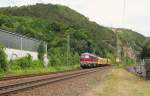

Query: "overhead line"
<box><xmin>122</xmin><ymin>0</ymin><xmax>126</xmax><ymax>25</ymax></box>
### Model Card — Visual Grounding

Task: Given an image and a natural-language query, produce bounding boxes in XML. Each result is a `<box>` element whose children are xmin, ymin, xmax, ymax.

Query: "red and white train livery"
<box><xmin>80</xmin><ymin>53</ymin><xmax>111</xmax><ymax>68</ymax></box>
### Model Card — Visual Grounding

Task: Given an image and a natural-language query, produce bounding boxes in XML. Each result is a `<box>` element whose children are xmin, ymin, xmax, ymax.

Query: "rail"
<box><xmin>0</xmin><ymin>67</ymin><xmax>108</xmax><ymax>95</ymax></box>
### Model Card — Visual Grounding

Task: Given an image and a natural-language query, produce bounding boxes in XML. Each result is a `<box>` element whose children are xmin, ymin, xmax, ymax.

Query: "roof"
<box><xmin>0</xmin><ymin>29</ymin><xmax>45</xmax><ymax>43</ymax></box>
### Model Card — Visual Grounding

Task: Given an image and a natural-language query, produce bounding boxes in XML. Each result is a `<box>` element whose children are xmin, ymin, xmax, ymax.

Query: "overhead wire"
<box><xmin>122</xmin><ymin>0</ymin><xmax>126</xmax><ymax>26</ymax></box>
<box><xmin>8</xmin><ymin>0</ymin><xmax>15</xmax><ymax>6</ymax></box>
<box><xmin>38</xmin><ymin>0</ymin><xmax>45</xmax><ymax>4</ymax></box>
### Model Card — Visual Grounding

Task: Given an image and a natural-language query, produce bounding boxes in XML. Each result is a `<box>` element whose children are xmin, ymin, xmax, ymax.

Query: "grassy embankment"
<box><xmin>93</xmin><ymin>68</ymin><xmax>150</xmax><ymax>96</ymax></box>
<box><xmin>0</xmin><ymin>64</ymin><xmax>80</xmax><ymax>78</ymax></box>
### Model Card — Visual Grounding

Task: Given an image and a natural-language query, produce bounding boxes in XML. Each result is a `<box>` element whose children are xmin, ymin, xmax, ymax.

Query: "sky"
<box><xmin>0</xmin><ymin>0</ymin><xmax>150</xmax><ymax>36</ymax></box>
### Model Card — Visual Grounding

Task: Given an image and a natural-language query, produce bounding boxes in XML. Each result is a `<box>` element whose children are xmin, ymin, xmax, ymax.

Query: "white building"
<box><xmin>0</xmin><ymin>29</ymin><xmax>47</xmax><ymax>61</ymax></box>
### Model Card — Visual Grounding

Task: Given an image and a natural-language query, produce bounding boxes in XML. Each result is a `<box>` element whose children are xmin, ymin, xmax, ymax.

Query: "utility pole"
<box><xmin>93</xmin><ymin>48</ymin><xmax>95</xmax><ymax>54</ymax></box>
<box><xmin>44</xmin><ymin>42</ymin><xmax>49</xmax><ymax>67</ymax></box>
<box><xmin>123</xmin><ymin>0</ymin><xmax>126</xmax><ymax>24</ymax></box>
<box><xmin>8</xmin><ymin>0</ymin><xmax>14</xmax><ymax>6</ymax></box>
<box><xmin>20</xmin><ymin>37</ymin><xmax>23</xmax><ymax>57</ymax></box>
<box><xmin>116</xmin><ymin>30</ymin><xmax>121</xmax><ymax>63</ymax></box>
<box><xmin>112</xmin><ymin>29</ymin><xmax>121</xmax><ymax>64</ymax></box>
<box><xmin>67</xmin><ymin>34</ymin><xmax>70</xmax><ymax>66</ymax></box>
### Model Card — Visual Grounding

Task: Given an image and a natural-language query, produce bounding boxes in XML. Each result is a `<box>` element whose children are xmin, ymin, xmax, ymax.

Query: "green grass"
<box><xmin>0</xmin><ymin>64</ymin><xmax>80</xmax><ymax>78</ymax></box>
<box><xmin>92</xmin><ymin>68</ymin><xmax>150</xmax><ymax>96</ymax></box>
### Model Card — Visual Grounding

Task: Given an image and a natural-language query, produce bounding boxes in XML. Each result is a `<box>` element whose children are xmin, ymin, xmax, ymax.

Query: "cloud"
<box><xmin>124</xmin><ymin>16</ymin><xmax>150</xmax><ymax>36</ymax></box>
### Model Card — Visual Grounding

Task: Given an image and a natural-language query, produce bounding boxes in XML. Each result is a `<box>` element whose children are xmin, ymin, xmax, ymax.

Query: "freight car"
<box><xmin>80</xmin><ymin>53</ymin><xmax>111</xmax><ymax>68</ymax></box>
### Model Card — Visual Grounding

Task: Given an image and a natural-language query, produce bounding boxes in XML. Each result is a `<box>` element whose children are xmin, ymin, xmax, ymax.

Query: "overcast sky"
<box><xmin>0</xmin><ymin>0</ymin><xmax>150</xmax><ymax>36</ymax></box>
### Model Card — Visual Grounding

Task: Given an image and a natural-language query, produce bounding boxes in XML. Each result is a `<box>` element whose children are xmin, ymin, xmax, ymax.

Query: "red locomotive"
<box><xmin>80</xmin><ymin>53</ymin><xmax>111</xmax><ymax>68</ymax></box>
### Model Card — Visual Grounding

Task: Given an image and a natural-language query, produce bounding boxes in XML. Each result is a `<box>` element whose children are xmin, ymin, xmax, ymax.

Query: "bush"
<box><xmin>10</xmin><ymin>55</ymin><xmax>44</xmax><ymax>71</ymax></box>
<box><xmin>0</xmin><ymin>44</ymin><xmax>7</xmax><ymax>72</ymax></box>
<box><xmin>30</xmin><ymin>60</ymin><xmax>44</xmax><ymax>68</ymax></box>
<box><xmin>121</xmin><ymin>56</ymin><xmax>135</xmax><ymax>67</ymax></box>
<box><xmin>48</xmin><ymin>47</ymin><xmax>80</xmax><ymax>67</ymax></box>
<box><xmin>10</xmin><ymin>55</ymin><xmax>32</xmax><ymax>70</ymax></box>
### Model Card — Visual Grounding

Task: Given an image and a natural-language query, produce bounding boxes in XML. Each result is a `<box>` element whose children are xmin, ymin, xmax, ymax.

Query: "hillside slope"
<box><xmin>117</xmin><ymin>29</ymin><xmax>145</xmax><ymax>59</ymax></box>
<box><xmin>0</xmin><ymin>3</ymin><xmax>145</xmax><ymax>62</ymax></box>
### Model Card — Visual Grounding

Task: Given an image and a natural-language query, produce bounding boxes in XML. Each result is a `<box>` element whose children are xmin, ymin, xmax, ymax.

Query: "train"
<box><xmin>80</xmin><ymin>53</ymin><xmax>111</xmax><ymax>68</ymax></box>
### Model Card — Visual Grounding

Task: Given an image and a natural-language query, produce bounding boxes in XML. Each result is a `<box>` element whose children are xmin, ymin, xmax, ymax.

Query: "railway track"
<box><xmin>0</xmin><ymin>68</ymin><xmax>81</xmax><ymax>81</ymax></box>
<box><xmin>0</xmin><ymin>67</ymin><xmax>109</xmax><ymax>96</ymax></box>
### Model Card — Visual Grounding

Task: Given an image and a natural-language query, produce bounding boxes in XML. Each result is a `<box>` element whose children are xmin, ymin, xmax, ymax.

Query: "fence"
<box><xmin>135</xmin><ymin>59</ymin><xmax>150</xmax><ymax>78</ymax></box>
<box><xmin>0</xmin><ymin>29</ymin><xmax>46</xmax><ymax>52</ymax></box>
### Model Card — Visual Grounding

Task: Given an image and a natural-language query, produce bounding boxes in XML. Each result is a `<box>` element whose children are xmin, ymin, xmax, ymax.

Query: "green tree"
<box><xmin>0</xmin><ymin>44</ymin><xmax>8</xmax><ymax>72</ymax></box>
<box><xmin>141</xmin><ymin>39</ymin><xmax>150</xmax><ymax>59</ymax></box>
<box><xmin>38</xmin><ymin>42</ymin><xmax>46</xmax><ymax>62</ymax></box>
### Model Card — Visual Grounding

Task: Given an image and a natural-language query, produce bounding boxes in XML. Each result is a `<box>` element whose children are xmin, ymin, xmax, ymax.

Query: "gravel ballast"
<box><xmin>9</xmin><ymin>67</ymin><xmax>112</xmax><ymax>96</ymax></box>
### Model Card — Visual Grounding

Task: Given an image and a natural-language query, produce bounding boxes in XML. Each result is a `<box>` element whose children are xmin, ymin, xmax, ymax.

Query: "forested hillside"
<box><xmin>0</xmin><ymin>3</ymin><xmax>146</xmax><ymax>66</ymax></box>
<box><xmin>117</xmin><ymin>29</ymin><xmax>145</xmax><ymax>55</ymax></box>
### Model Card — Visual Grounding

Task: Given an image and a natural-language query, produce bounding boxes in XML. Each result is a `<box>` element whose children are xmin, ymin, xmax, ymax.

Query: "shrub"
<box><xmin>121</xmin><ymin>56</ymin><xmax>135</xmax><ymax>67</ymax></box>
<box><xmin>30</xmin><ymin>60</ymin><xmax>44</xmax><ymax>68</ymax></box>
<box><xmin>10</xmin><ymin>55</ymin><xmax>32</xmax><ymax>70</ymax></box>
<box><xmin>48</xmin><ymin>47</ymin><xmax>80</xmax><ymax>67</ymax></box>
<box><xmin>0</xmin><ymin>44</ymin><xmax>7</xmax><ymax>72</ymax></box>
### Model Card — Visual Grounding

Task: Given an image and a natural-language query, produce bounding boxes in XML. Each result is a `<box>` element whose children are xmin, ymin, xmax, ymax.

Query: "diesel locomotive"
<box><xmin>80</xmin><ymin>53</ymin><xmax>111</xmax><ymax>68</ymax></box>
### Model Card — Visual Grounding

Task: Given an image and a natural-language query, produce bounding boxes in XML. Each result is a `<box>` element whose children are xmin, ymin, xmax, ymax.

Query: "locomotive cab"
<box><xmin>80</xmin><ymin>53</ymin><xmax>97</xmax><ymax>68</ymax></box>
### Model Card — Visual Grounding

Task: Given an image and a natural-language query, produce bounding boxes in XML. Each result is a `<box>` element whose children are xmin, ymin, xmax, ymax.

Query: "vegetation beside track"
<box><xmin>0</xmin><ymin>46</ymin><xmax>79</xmax><ymax>78</ymax></box>
<box><xmin>0</xmin><ymin>62</ymin><xmax>80</xmax><ymax>78</ymax></box>
<box><xmin>0</xmin><ymin>44</ymin><xmax>8</xmax><ymax>72</ymax></box>
<box><xmin>93</xmin><ymin>68</ymin><xmax>150</xmax><ymax>96</ymax></box>
<box><xmin>0</xmin><ymin>3</ymin><xmax>147</xmax><ymax>77</ymax></box>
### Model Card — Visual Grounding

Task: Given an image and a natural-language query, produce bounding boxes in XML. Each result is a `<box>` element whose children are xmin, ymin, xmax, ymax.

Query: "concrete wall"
<box><xmin>5</xmin><ymin>48</ymin><xmax>38</xmax><ymax>60</ymax></box>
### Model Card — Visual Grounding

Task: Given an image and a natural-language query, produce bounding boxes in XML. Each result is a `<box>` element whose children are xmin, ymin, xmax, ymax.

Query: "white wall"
<box><xmin>5</xmin><ymin>48</ymin><xmax>38</xmax><ymax>60</ymax></box>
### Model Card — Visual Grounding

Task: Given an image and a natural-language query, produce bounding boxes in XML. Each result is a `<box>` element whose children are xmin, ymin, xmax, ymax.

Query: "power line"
<box><xmin>8</xmin><ymin>0</ymin><xmax>15</xmax><ymax>6</ymax></box>
<box><xmin>122</xmin><ymin>0</ymin><xmax>126</xmax><ymax>25</ymax></box>
<box><xmin>38</xmin><ymin>0</ymin><xmax>45</xmax><ymax>3</ymax></box>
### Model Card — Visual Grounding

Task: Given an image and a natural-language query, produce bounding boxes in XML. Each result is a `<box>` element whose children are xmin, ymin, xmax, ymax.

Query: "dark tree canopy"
<box><xmin>141</xmin><ymin>39</ymin><xmax>150</xmax><ymax>59</ymax></box>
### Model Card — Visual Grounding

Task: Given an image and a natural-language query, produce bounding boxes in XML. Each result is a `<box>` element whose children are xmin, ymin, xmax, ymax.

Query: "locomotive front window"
<box><xmin>81</xmin><ymin>55</ymin><xmax>89</xmax><ymax>58</ymax></box>
<box><xmin>81</xmin><ymin>53</ymin><xmax>89</xmax><ymax>58</ymax></box>
<box><xmin>85</xmin><ymin>55</ymin><xmax>89</xmax><ymax>58</ymax></box>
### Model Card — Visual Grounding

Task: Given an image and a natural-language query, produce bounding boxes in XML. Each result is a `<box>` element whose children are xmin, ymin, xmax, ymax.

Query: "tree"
<box><xmin>50</xmin><ymin>22</ymin><xmax>61</xmax><ymax>32</ymax></box>
<box><xmin>0</xmin><ymin>18</ymin><xmax>5</xmax><ymax>27</ymax></box>
<box><xmin>141</xmin><ymin>39</ymin><xmax>150</xmax><ymax>59</ymax></box>
<box><xmin>0</xmin><ymin>44</ymin><xmax>8</xmax><ymax>72</ymax></box>
<box><xmin>38</xmin><ymin>42</ymin><xmax>46</xmax><ymax>62</ymax></box>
